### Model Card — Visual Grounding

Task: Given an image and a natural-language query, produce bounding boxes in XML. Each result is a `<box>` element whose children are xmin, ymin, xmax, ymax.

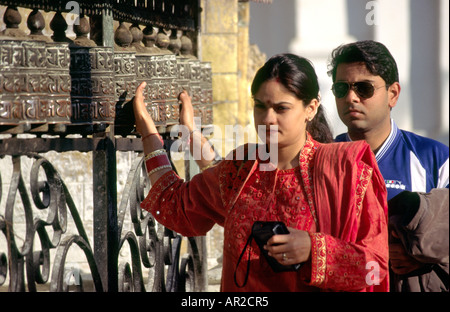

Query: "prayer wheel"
<box><xmin>69</xmin><ymin>45</ymin><xmax>93</xmax><ymax>124</ymax></box>
<box><xmin>114</xmin><ymin>50</ymin><xmax>137</xmax><ymax>117</ymax></box>
<box><xmin>0</xmin><ymin>38</ymin><xmax>71</xmax><ymax>125</ymax></box>
<box><xmin>45</xmin><ymin>41</ymin><xmax>72</xmax><ymax>124</ymax></box>
<box><xmin>0</xmin><ymin>39</ymin><xmax>26</xmax><ymax>125</ymax></box>
<box><xmin>200</xmin><ymin>61</ymin><xmax>213</xmax><ymax>125</ymax></box>
<box><xmin>90</xmin><ymin>47</ymin><xmax>115</xmax><ymax>124</ymax></box>
<box><xmin>145</xmin><ymin>53</ymin><xmax>179</xmax><ymax>128</ymax></box>
<box><xmin>188</xmin><ymin>58</ymin><xmax>202</xmax><ymax>122</ymax></box>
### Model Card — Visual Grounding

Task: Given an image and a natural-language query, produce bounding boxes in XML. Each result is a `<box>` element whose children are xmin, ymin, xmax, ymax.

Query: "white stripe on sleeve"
<box><xmin>410</xmin><ymin>151</ymin><xmax>427</xmax><ymax>192</ymax></box>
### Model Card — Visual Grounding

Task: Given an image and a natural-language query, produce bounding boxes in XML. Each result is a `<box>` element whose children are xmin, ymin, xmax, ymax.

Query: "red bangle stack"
<box><xmin>144</xmin><ymin>149</ymin><xmax>172</xmax><ymax>176</ymax></box>
<box><xmin>145</xmin><ymin>154</ymin><xmax>171</xmax><ymax>172</ymax></box>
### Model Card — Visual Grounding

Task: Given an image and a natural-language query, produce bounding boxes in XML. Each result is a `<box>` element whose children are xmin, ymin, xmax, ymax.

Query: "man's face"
<box><xmin>334</xmin><ymin>62</ymin><xmax>398</xmax><ymax>137</ymax></box>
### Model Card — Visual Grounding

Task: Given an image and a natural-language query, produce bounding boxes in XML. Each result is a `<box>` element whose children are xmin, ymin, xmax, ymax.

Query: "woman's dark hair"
<box><xmin>251</xmin><ymin>53</ymin><xmax>333</xmax><ymax>143</ymax></box>
<box><xmin>328</xmin><ymin>40</ymin><xmax>399</xmax><ymax>85</ymax></box>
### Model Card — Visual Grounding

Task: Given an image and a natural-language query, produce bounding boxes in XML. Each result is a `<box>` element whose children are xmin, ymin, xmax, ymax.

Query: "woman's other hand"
<box><xmin>179</xmin><ymin>89</ymin><xmax>194</xmax><ymax>132</ymax></box>
<box><xmin>133</xmin><ymin>81</ymin><xmax>157</xmax><ymax>136</ymax></box>
<box><xmin>264</xmin><ymin>227</ymin><xmax>311</xmax><ymax>266</ymax></box>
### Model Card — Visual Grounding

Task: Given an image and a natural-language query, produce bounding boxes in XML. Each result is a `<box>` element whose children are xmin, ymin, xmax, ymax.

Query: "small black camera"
<box><xmin>252</xmin><ymin>221</ymin><xmax>302</xmax><ymax>272</ymax></box>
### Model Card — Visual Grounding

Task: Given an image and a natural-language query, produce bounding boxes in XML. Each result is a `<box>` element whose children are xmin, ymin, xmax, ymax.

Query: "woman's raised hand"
<box><xmin>178</xmin><ymin>89</ymin><xmax>194</xmax><ymax>132</ymax></box>
<box><xmin>133</xmin><ymin>81</ymin><xmax>157</xmax><ymax>136</ymax></box>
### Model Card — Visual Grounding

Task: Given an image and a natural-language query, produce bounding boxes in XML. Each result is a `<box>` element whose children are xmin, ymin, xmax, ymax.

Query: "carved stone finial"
<box><xmin>114</xmin><ymin>21</ymin><xmax>133</xmax><ymax>50</ymax></box>
<box><xmin>73</xmin><ymin>15</ymin><xmax>96</xmax><ymax>47</ymax></box>
<box><xmin>155</xmin><ymin>28</ymin><xmax>171</xmax><ymax>54</ymax></box>
<box><xmin>1</xmin><ymin>6</ymin><xmax>27</xmax><ymax>38</ymax></box>
<box><xmin>4</xmin><ymin>5</ymin><xmax>21</xmax><ymax>28</ymax></box>
<box><xmin>168</xmin><ymin>29</ymin><xmax>181</xmax><ymax>55</ymax></box>
<box><xmin>50</xmin><ymin>11</ymin><xmax>71</xmax><ymax>43</ymax></box>
<box><xmin>129</xmin><ymin>23</ymin><xmax>146</xmax><ymax>53</ymax></box>
<box><xmin>142</xmin><ymin>25</ymin><xmax>161</xmax><ymax>54</ymax></box>
<box><xmin>180</xmin><ymin>32</ymin><xmax>195</xmax><ymax>59</ymax></box>
<box><xmin>27</xmin><ymin>9</ymin><xmax>44</xmax><ymax>34</ymax></box>
<box><xmin>27</xmin><ymin>9</ymin><xmax>51</xmax><ymax>42</ymax></box>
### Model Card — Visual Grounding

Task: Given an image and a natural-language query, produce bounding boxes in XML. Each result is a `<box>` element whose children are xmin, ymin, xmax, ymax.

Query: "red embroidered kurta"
<box><xmin>141</xmin><ymin>134</ymin><xmax>389</xmax><ymax>292</ymax></box>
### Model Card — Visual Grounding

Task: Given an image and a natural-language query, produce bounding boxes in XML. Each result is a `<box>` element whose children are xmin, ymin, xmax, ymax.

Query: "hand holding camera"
<box><xmin>234</xmin><ymin>221</ymin><xmax>311</xmax><ymax>287</ymax></box>
<box><xmin>262</xmin><ymin>224</ymin><xmax>312</xmax><ymax>270</ymax></box>
<box><xmin>252</xmin><ymin>222</ymin><xmax>310</xmax><ymax>272</ymax></box>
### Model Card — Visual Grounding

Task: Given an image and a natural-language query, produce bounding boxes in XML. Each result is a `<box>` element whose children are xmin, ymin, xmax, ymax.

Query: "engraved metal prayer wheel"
<box><xmin>0</xmin><ymin>38</ymin><xmax>71</xmax><ymax>125</ymax></box>
<box><xmin>68</xmin><ymin>14</ymin><xmax>116</xmax><ymax>125</ymax></box>
<box><xmin>114</xmin><ymin>49</ymin><xmax>136</xmax><ymax>113</ymax></box>
<box><xmin>135</xmin><ymin>53</ymin><xmax>163</xmax><ymax>128</ymax></box>
<box><xmin>45</xmin><ymin>41</ymin><xmax>72</xmax><ymax>124</ymax></box>
<box><xmin>144</xmin><ymin>53</ymin><xmax>179</xmax><ymax>128</ymax></box>
<box><xmin>70</xmin><ymin>45</ymin><xmax>116</xmax><ymax>125</ymax></box>
<box><xmin>114</xmin><ymin>22</ymin><xmax>137</xmax><ymax>122</ymax></box>
<box><xmin>0</xmin><ymin>6</ymin><xmax>72</xmax><ymax>127</ymax></box>
<box><xmin>176</xmin><ymin>55</ymin><xmax>192</xmax><ymax>104</ymax></box>
<box><xmin>200</xmin><ymin>61</ymin><xmax>213</xmax><ymax>125</ymax></box>
<box><xmin>170</xmin><ymin>30</ymin><xmax>193</xmax><ymax>128</ymax></box>
<box><xmin>148</xmin><ymin>29</ymin><xmax>180</xmax><ymax>128</ymax></box>
<box><xmin>0</xmin><ymin>39</ymin><xmax>24</xmax><ymax>125</ymax></box>
<box><xmin>188</xmin><ymin>58</ymin><xmax>202</xmax><ymax>122</ymax></box>
<box><xmin>69</xmin><ymin>45</ymin><xmax>93</xmax><ymax>124</ymax></box>
<box><xmin>134</xmin><ymin>24</ymin><xmax>166</xmax><ymax>128</ymax></box>
<box><xmin>164</xmin><ymin>53</ymin><xmax>180</xmax><ymax>126</ymax></box>
<box><xmin>90</xmin><ymin>47</ymin><xmax>115</xmax><ymax>123</ymax></box>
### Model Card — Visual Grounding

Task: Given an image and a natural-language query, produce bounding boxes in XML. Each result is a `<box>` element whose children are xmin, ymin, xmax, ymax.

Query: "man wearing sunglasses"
<box><xmin>329</xmin><ymin>40</ymin><xmax>449</xmax><ymax>292</ymax></box>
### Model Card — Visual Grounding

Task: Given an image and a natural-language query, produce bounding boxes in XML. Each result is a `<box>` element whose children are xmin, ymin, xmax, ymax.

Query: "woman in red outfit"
<box><xmin>133</xmin><ymin>54</ymin><xmax>389</xmax><ymax>292</ymax></box>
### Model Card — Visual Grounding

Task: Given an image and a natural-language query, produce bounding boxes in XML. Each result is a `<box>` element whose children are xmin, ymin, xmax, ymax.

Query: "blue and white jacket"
<box><xmin>335</xmin><ymin>120</ymin><xmax>449</xmax><ymax>200</ymax></box>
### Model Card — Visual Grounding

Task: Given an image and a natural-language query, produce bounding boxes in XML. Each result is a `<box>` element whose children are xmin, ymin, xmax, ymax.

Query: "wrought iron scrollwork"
<box><xmin>0</xmin><ymin>152</ymin><xmax>203</xmax><ymax>292</ymax></box>
<box><xmin>50</xmin><ymin>234</ymin><xmax>103</xmax><ymax>292</ymax></box>
<box><xmin>0</xmin><ymin>154</ymin><xmax>100</xmax><ymax>291</ymax></box>
<box><xmin>116</xmin><ymin>154</ymin><xmax>200</xmax><ymax>292</ymax></box>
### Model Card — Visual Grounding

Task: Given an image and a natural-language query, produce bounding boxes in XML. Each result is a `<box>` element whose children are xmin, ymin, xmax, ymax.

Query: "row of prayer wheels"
<box><xmin>0</xmin><ymin>6</ymin><xmax>213</xmax><ymax>134</ymax></box>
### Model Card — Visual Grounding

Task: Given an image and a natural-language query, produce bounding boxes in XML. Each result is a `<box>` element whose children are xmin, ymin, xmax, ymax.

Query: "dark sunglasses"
<box><xmin>331</xmin><ymin>81</ymin><xmax>386</xmax><ymax>99</ymax></box>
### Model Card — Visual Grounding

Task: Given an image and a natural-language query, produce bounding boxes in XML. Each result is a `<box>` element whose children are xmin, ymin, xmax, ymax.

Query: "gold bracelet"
<box><xmin>144</xmin><ymin>149</ymin><xmax>167</xmax><ymax>161</ymax></box>
<box><xmin>147</xmin><ymin>164</ymin><xmax>172</xmax><ymax>176</ymax></box>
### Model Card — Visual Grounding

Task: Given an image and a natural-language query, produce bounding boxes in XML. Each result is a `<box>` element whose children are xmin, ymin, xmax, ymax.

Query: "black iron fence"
<box><xmin>0</xmin><ymin>0</ymin><xmax>211</xmax><ymax>292</ymax></box>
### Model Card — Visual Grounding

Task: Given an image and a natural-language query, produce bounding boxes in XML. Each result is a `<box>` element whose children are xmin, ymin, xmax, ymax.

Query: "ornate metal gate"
<box><xmin>0</xmin><ymin>1</ymin><xmax>211</xmax><ymax>292</ymax></box>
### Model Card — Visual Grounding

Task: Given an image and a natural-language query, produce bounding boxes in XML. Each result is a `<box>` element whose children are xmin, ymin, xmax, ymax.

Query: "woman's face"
<box><xmin>253</xmin><ymin>79</ymin><xmax>318</xmax><ymax>149</ymax></box>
